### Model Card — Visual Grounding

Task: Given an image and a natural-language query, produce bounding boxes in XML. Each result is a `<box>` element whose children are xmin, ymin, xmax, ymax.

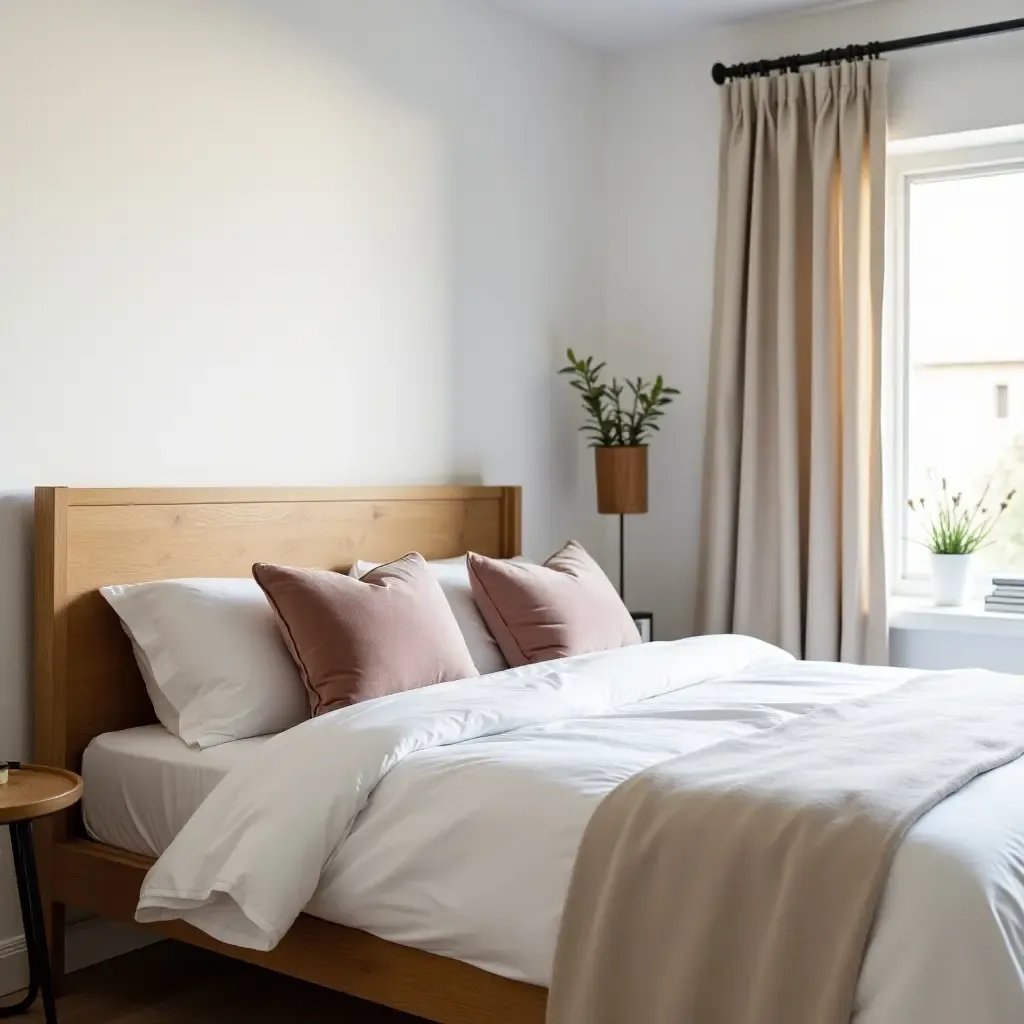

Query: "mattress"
<box><xmin>82</xmin><ymin>726</ymin><xmax>268</xmax><ymax>858</ymax></box>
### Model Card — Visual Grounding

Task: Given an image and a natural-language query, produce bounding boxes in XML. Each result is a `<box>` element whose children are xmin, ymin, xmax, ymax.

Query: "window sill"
<box><xmin>889</xmin><ymin>596</ymin><xmax>1024</xmax><ymax>638</ymax></box>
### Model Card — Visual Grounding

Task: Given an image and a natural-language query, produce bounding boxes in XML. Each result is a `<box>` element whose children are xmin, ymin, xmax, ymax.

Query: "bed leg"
<box><xmin>34</xmin><ymin>817</ymin><xmax>66</xmax><ymax>993</ymax></box>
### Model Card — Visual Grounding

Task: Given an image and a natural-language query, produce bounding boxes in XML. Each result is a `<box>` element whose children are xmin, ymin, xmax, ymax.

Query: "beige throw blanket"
<box><xmin>548</xmin><ymin>671</ymin><xmax>1024</xmax><ymax>1024</ymax></box>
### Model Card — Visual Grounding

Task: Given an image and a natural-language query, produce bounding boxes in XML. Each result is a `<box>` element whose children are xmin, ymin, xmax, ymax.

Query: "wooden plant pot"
<box><xmin>595</xmin><ymin>446</ymin><xmax>649</xmax><ymax>515</ymax></box>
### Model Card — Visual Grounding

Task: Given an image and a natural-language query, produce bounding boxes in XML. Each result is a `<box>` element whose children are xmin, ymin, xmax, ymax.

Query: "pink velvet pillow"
<box><xmin>253</xmin><ymin>554</ymin><xmax>479</xmax><ymax>716</ymax></box>
<box><xmin>468</xmin><ymin>541</ymin><xmax>641</xmax><ymax>667</ymax></box>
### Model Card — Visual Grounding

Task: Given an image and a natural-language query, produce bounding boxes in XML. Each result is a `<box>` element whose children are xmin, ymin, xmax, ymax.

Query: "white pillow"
<box><xmin>101</xmin><ymin>578</ymin><xmax>309</xmax><ymax>748</ymax></box>
<box><xmin>349</xmin><ymin>556</ymin><xmax>509</xmax><ymax>676</ymax></box>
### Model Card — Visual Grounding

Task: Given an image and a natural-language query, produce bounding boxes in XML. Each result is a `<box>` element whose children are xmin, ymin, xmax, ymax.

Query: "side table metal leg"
<box><xmin>0</xmin><ymin>824</ymin><xmax>37</xmax><ymax>1017</ymax></box>
<box><xmin>0</xmin><ymin>823</ymin><xmax>58</xmax><ymax>1022</ymax></box>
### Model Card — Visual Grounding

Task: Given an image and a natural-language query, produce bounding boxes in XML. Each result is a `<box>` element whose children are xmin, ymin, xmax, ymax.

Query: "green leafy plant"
<box><xmin>559</xmin><ymin>349</ymin><xmax>680</xmax><ymax>447</ymax></box>
<box><xmin>908</xmin><ymin>479</ymin><xmax>1016</xmax><ymax>555</ymax></box>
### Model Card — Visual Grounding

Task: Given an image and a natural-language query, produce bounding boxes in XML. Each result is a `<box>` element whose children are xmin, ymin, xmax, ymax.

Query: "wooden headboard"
<box><xmin>34</xmin><ymin>486</ymin><xmax>521</xmax><ymax>792</ymax></box>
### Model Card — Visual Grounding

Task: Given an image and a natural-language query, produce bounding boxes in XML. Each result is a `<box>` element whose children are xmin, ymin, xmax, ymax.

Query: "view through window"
<box><xmin>901</xmin><ymin>159</ymin><xmax>1024</xmax><ymax>579</ymax></box>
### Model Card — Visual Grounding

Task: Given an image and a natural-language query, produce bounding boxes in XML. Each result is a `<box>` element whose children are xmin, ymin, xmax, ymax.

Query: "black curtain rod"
<box><xmin>711</xmin><ymin>16</ymin><xmax>1024</xmax><ymax>85</ymax></box>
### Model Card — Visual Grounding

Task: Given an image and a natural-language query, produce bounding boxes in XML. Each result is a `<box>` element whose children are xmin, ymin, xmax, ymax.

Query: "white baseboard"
<box><xmin>0</xmin><ymin>919</ymin><xmax>161</xmax><ymax>998</ymax></box>
<box><xmin>0</xmin><ymin>935</ymin><xmax>27</xmax><ymax>1002</ymax></box>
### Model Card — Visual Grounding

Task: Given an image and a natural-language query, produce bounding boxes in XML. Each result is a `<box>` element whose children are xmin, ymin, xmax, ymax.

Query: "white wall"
<box><xmin>0</xmin><ymin>0</ymin><xmax>604</xmax><ymax>986</ymax></box>
<box><xmin>603</xmin><ymin>0</ymin><xmax>1024</xmax><ymax>640</ymax></box>
<box><xmin>891</xmin><ymin>625</ymin><xmax>1024</xmax><ymax>675</ymax></box>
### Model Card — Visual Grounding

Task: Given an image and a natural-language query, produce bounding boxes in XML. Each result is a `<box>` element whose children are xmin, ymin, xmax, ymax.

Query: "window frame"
<box><xmin>885</xmin><ymin>135</ymin><xmax>1024</xmax><ymax>597</ymax></box>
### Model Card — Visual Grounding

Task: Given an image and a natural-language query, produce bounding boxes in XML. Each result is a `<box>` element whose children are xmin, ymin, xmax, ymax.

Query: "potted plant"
<box><xmin>559</xmin><ymin>349</ymin><xmax>679</xmax><ymax>514</ymax></box>
<box><xmin>908</xmin><ymin>480</ymin><xmax>1016</xmax><ymax>606</ymax></box>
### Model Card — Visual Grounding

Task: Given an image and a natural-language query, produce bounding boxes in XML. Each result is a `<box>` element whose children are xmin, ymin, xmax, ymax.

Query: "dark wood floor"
<box><xmin>5</xmin><ymin>941</ymin><xmax>429</xmax><ymax>1022</ymax></box>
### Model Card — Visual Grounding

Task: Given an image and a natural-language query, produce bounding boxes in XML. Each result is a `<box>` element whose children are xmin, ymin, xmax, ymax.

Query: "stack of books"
<box><xmin>985</xmin><ymin>577</ymin><xmax>1024</xmax><ymax>614</ymax></box>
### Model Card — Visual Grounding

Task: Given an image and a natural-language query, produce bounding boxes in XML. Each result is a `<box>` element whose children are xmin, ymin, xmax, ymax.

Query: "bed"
<box><xmin>33</xmin><ymin>485</ymin><xmax>546</xmax><ymax>1024</ymax></box>
<box><xmin>34</xmin><ymin>486</ymin><xmax>1024</xmax><ymax>1024</ymax></box>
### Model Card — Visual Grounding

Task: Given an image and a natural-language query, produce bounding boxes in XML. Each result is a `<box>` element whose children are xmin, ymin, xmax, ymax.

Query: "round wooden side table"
<box><xmin>0</xmin><ymin>764</ymin><xmax>82</xmax><ymax>1024</ymax></box>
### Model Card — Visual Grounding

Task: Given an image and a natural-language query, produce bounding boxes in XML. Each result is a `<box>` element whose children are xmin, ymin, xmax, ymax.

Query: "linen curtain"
<box><xmin>696</xmin><ymin>61</ymin><xmax>889</xmax><ymax>664</ymax></box>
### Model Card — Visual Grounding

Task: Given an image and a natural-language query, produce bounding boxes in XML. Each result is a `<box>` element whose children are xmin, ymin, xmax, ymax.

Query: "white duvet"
<box><xmin>136</xmin><ymin>637</ymin><xmax>1024</xmax><ymax>1024</ymax></box>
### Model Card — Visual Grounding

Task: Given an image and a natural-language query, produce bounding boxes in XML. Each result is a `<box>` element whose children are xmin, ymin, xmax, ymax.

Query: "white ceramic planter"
<box><xmin>931</xmin><ymin>552</ymin><xmax>975</xmax><ymax>607</ymax></box>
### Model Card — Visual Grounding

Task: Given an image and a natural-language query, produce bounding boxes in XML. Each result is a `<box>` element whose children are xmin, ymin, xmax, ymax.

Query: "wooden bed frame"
<box><xmin>33</xmin><ymin>485</ymin><xmax>547</xmax><ymax>1024</ymax></box>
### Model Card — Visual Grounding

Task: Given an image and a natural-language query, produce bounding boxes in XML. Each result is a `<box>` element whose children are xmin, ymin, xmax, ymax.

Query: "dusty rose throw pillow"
<box><xmin>468</xmin><ymin>541</ymin><xmax>641</xmax><ymax>667</ymax></box>
<box><xmin>253</xmin><ymin>554</ymin><xmax>479</xmax><ymax>716</ymax></box>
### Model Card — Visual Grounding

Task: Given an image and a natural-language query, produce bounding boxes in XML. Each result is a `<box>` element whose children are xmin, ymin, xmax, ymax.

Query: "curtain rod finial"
<box><xmin>711</xmin><ymin>63</ymin><xmax>729</xmax><ymax>85</ymax></box>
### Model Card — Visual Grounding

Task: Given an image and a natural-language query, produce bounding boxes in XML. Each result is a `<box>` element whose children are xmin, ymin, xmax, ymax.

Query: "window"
<box><xmin>888</xmin><ymin>134</ymin><xmax>1024</xmax><ymax>591</ymax></box>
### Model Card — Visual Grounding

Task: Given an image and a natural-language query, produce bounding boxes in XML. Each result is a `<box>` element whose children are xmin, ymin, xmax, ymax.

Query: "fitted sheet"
<box><xmin>82</xmin><ymin>726</ymin><xmax>268</xmax><ymax>858</ymax></box>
